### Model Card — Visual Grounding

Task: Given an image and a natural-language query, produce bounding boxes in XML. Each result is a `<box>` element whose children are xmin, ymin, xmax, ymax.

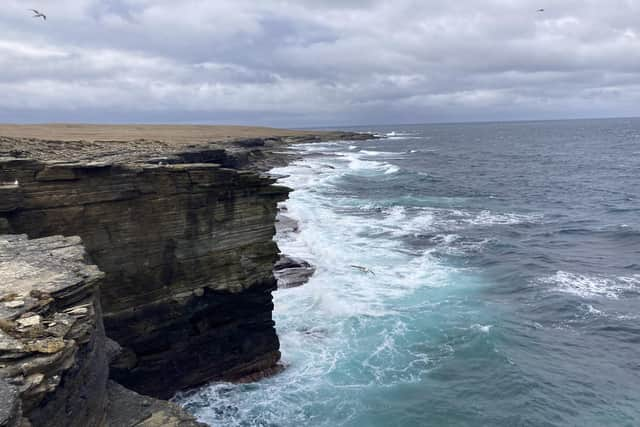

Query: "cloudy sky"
<box><xmin>1</xmin><ymin>0</ymin><xmax>640</xmax><ymax>127</ymax></box>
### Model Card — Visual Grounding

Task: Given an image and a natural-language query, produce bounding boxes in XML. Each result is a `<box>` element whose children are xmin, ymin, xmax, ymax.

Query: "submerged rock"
<box><xmin>276</xmin><ymin>213</ymin><xmax>300</xmax><ymax>235</ymax></box>
<box><xmin>274</xmin><ymin>255</ymin><xmax>316</xmax><ymax>288</ymax></box>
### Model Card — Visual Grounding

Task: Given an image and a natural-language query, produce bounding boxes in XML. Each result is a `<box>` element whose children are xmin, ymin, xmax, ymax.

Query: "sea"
<box><xmin>177</xmin><ymin>118</ymin><xmax>640</xmax><ymax>426</ymax></box>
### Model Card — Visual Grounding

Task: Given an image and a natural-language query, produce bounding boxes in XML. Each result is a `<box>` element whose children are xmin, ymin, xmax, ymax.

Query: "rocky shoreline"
<box><xmin>0</xmin><ymin>234</ymin><xmax>205</xmax><ymax>426</ymax></box>
<box><xmin>0</xmin><ymin>125</ymin><xmax>370</xmax><ymax>426</ymax></box>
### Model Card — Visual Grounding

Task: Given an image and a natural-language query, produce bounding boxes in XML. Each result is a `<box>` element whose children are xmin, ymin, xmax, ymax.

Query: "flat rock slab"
<box><xmin>0</xmin><ymin>234</ymin><xmax>104</xmax><ymax>320</ymax></box>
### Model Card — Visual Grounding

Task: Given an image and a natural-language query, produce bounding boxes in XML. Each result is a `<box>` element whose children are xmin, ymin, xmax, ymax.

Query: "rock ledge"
<box><xmin>0</xmin><ymin>234</ymin><xmax>201</xmax><ymax>427</ymax></box>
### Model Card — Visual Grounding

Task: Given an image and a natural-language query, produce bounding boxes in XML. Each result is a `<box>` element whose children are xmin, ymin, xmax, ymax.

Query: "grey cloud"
<box><xmin>1</xmin><ymin>0</ymin><xmax>639</xmax><ymax>126</ymax></box>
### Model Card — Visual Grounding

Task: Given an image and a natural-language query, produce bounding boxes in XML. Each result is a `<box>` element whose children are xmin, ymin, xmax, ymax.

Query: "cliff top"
<box><xmin>0</xmin><ymin>124</ymin><xmax>368</xmax><ymax>165</ymax></box>
<box><xmin>0</xmin><ymin>124</ymin><xmax>337</xmax><ymax>144</ymax></box>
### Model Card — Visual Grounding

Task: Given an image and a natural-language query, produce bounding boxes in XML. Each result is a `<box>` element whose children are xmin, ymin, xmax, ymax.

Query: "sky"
<box><xmin>1</xmin><ymin>0</ymin><xmax>640</xmax><ymax>127</ymax></box>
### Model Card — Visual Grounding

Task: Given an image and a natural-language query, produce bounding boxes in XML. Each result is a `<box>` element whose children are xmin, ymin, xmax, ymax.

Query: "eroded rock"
<box><xmin>0</xmin><ymin>156</ymin><xmax>288</xmax><ymax>399</ymax></box>
<box><xmin>274</xmin><ymin>255</ymin><xmax>316</xmax><ymax>289</ymax></box>
<box><xmin>105</xmin><ymin>381</ymin><xmax>205</xmax><ymax>427</ymax></box>
<box><xmin>0</xmin><ymin>234</ymin><xmax>203</xmax><ymax>426</ymax></box>
<box><xmin>0</xmin><ymin>234</ymin><xmax>107</xmax><ymax>426</ymax></box>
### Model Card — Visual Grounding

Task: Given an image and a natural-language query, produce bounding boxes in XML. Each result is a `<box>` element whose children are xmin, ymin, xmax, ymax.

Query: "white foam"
<box><xmin>332</xmin><ymin>151</ymin><xmax>402</xmax><ymax>177</ymax></box>
<box><xmin>584</xmin><ymin>304</ymin><xmax>603</xmax><ymax>316</ymax></box>
<box><xmin>384</xmin><ymin>165</ymin><xmax>400</xmax><ymax>174</ymax></box>
<box><xmin>541</xmin><ymin>271</ymin><xmax>640</xmax><ymax>299</ymax></box>
<box><xmin>466</xmin><ymin>210</ymin><xmax>542</xmax><ymax>226</ymax></box>
<box><xmin>429</xmin><ymin>234</ymin><xmax>491</xmax><ymax>255</ymax></box>
<box><xmin>359</xmin><ymin>150</ymin><xmax>398</xmax><ymax>156</ymax></box>
<box><xmin>385</xmin><ymin>131</ymin><xmax>415</xmax><ymax>137</ymax></box>
<box><xmin>375</xmin><ymin>206</ymin><xmax>435</xmax><ymax>238</ymax></box>
<box><xmin>414</xmin><ymin>208</ymin><xmax>542</xmax><ymax>231</ymax></box>
<box><xmin>471</xmin><ymin>324</ymin><xmax>493</xmax><ymax>333</ymax></box>
<box><xmin>431</xmin><ymin>234</ymin><xmax>461</xmax><ymax>245</ymax></box>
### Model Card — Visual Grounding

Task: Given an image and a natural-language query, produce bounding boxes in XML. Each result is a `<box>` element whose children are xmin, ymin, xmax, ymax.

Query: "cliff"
<box><xmin>0</xmin><ymin>234</ymin><xmax>203</xmax><ymax>426</ymax></box>
<box><xmin>0</xmin><ymin>125</ymin><xmax>370</xmax><ymax>418</ymax></box>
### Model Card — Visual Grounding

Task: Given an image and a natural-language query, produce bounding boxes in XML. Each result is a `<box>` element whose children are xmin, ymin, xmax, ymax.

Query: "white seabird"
<box><xmin>350</xmin><ymin>265</ymin><xmax>376</xmax><ymax>276</ymax></box>
<box><xmin>29</xmin><ymin>9</ymin><xmax>46</xmax><ymax>20</ymax></box>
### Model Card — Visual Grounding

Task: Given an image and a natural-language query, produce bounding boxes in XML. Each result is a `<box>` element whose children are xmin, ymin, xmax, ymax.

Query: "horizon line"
<box><xmin>298</xmin><ymin>115</ymin><xmax>640</xmax><ymax>130</ymax></box>
<box><xmin>1</xmin><ymin>115</ymin><xmax>639</xmax><ymax>131</ymax></box>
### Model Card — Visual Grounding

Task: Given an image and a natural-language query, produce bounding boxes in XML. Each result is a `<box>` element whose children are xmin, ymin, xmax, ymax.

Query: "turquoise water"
<box><xmin>178</xmin><ymin>119</ymin><xmax>640</xmax><ymax>426</ymax></box>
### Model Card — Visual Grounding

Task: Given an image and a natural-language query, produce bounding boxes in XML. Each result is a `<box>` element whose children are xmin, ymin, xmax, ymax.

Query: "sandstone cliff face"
<box><xmin>0</xmin><ymin>126</ymin><xmax>373</xmax><ymax>415</ymax></box>
<box><xmin>0</xmin><ymin>234</ymin><xmax>108</xmax><ymax>427</ymax></box>
<box><xmin>0</xmin><ymin>154</ymin><xmax>288</xmax><ymax>398</ymax></box>
<box><xmin>0</xmin><ymin>234</ymin><xmax>204</xmax><ymax>426</ymax></box>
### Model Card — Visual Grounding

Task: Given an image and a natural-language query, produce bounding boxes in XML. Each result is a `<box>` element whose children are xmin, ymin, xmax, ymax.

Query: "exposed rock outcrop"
<box><xmin>0</xmin><ymin>125</ymin><xmax>372</xmax><ymax>422</ymax></box>
<box><xmin>274</xmin><ymin>255</ymin><xmax>316</xmax><ymax>289</ymax></box>
<box><xmin>0</xmin><ymin>234</ymin><xmax>203</xmax><ymax>426</ymax></box>
<box><xmin>0</xmin><ymin>157</ymin><xmax>288</xmax><ymax>398</ymax></box>
<box><xmin>0</xmin><ymin>234</ymin><xmax>108</xmax><ymax>426</ymax></box>
<box><xmin>106</xmin><ymin>381</ymin><xmax>205</xmax><ymax>427</ymax></box>
<box><xmin>274</xmin><ymin>210</ymin><xmax>317</xmax><ymax>288</ymax></box>
<box><xmin>0</xmin><ymin>379</ymin><xmax>21</xmax><ymax>427</ymax></box>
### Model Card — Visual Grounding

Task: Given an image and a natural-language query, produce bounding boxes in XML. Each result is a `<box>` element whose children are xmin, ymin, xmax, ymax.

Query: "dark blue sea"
<box><xmin>179</xmin><ymin>118</ymin><xmax>640</xmax><ymax>426</ymax></box>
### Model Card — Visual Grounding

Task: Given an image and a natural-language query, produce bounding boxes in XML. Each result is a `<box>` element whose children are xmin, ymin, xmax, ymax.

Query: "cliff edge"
<box><xmin>0</xmin><ymin>124</ymin><xmax>370</xmax><ymax>423</ymax></box>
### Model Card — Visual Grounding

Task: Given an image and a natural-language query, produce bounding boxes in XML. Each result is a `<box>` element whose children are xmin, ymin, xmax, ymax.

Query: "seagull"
<box><xmin>29</xmin><ymin>9</ymin><xmax>46</xmax><ymax>20</ymax></box>
<box><xmin>350</xmin><ymin>265</ymin><xmax>376</xmax><ymax>276</ymax></box>
<box><xmin>537</xmin><ymin>8</ymin><xmax>545</xmax><ymax>12</ymax></box>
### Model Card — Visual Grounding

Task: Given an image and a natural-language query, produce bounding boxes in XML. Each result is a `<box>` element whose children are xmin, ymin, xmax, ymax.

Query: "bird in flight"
<box><xmin>350</xmin><ymin>265</ymin><xmax>376</xmax><ymax>276</ymax></box>
<box><xmin>29</xmin><ymin>9</ymin><xmax>46</xmax><ymax>20</ymax></box>
<box><xmin>537</xmin><ymin>8</ymin><xmax>545</xmax><ymax>12</ymax></box>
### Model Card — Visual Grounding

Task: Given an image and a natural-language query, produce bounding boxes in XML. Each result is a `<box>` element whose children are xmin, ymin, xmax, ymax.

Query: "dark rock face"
<box><xmin>0</xmin><ymin>234</ymin><xmax>204</xmax><ymax>426</ymax></box>
<box><xmin>105</xmin><ymin>381</ymin><xmax>206</xmax><ymax>427</ymax></box>
<box><xmin>109</xmin><ymin>281</ymin><xmax>281</xmax><ymax>398</ymax></box>
<box><xmin>0</xmin><ymin>157</ymin><xmax>288</xmax><ymax>398</ymax></box>
<box><xmin>0</xmin><ymin>380</ymin><xmax>21</xmax><ymax>427</ymax></box>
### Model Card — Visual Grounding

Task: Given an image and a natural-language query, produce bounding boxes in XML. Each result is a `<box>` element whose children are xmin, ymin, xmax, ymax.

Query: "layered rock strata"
<box><xmin>0</xmin><ymin>126</ymin><xmax>371</xmax><ymax>415</ymax></box>
<box><xmin>0</xmin><ymin>234</ymin><xmax>203</xmax><ymax>426</ymax></box>
<box><xmin>0</xmin><ymin>156</ymin><xmax>288</xmax><ymax>398</ymax></box>
<box><xmin>0</xmin><ymin>234</ymin><xmax>107</xmax><ymax>426</ymax></box>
